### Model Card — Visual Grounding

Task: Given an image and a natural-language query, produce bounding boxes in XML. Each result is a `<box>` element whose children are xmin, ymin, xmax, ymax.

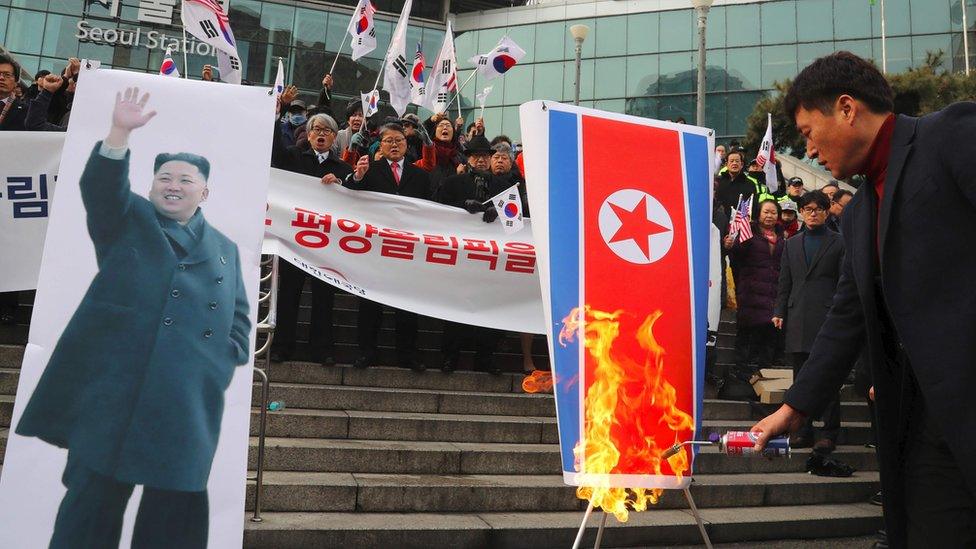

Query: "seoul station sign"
<box><xmin>76</xmin><ymin>0</ymin><xmax>228</xmax><ymax>56</ymax></box>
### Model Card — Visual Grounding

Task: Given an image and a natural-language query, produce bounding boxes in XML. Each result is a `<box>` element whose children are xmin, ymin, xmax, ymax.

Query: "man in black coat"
<box><xmin>342</xmin><ymin>122</ymin><xmax>432</xmax><ymax>371</ymax></box>
<box><xmin>752</xmin><ymin>52</ymin><xmax>976</xmax><ymax>547</ymax></box>
<box><xmin>434</xmin><ymin>135</ymin><xmax>507</xmax><ymax>374</ymax></box>
<box><xmin>271</xmin><ymin>110</ymin><xmax>352</xmax><ymax>365</ymax></box>
<box><xmin>0</xmin><ymin>53</ymin><xmax>27</xmax><ymax>131</ymax></box>
<box><xmin>772</xmin><ymin>190</ymin><xmax>844</xmax><ymax>454</ymax></box>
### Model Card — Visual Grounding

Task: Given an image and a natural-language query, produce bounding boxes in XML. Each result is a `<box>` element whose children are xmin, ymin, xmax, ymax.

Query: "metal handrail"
<box><xmin>248</xmin><ymin>255</ymin><xmax>279</xmax><ymax>523</ymax></box>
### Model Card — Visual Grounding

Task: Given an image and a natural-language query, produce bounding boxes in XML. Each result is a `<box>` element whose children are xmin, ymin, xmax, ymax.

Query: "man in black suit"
<box><xmin>271</xmin><ymin>110</ymin><xmax>352</xmax><ymax>365</ymax></box>
<box><xmin>772</xmin><ymin>190</ymin><xmax>844</xmax><ymax>454</ymax></box>
<box><xmin>0</xmin><ymin>53</ymin><xmax>27</xmax><ymax>131</ymax></box>
<box><xmin>342</xmin><ymin>123</ymin><xmax>431</xmax><ymax>371</ymax></box>
<box><xmin>752</xmin><ymin>51</ymin><xmax>976</xmax><ymax>547</ymax></box>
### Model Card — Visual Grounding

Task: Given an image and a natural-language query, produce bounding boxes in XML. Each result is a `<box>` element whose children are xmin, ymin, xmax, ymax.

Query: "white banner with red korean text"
<box><xmin>262</xmin><ymin>168</ymin><xmax>546</xmax><ymax>333</ymax></box>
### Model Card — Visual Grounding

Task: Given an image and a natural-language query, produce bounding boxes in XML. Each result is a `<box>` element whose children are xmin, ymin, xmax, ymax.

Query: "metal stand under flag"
<box><xmin>570</xmin><ymin>440</ymin><xmax>714</xmax><ymax>549</ymax></box>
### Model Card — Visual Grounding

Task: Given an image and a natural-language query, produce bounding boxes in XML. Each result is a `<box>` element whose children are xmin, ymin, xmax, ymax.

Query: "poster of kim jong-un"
<box><xmin>0</xmin><ymin>67</ymin><xmax>275</xmax><ymax>548</ymax></box>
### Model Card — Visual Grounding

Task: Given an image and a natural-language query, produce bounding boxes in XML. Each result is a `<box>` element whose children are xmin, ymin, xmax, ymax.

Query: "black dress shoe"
<box><xmin>320</xmin><ymin>356</ymin><xmax>336</xmax><ymax>366</ymax></box>
<box><xmin>806</xmin><ymin>453</ymin><xmax>855</xmax><ymax>477</ymax></box>
<box><xmin>869</xmin><ymin>491</ymin><xmax>883</xmax><ymax>506</ymax></box>
<box><xmin>790</xmin><ymin>436</ymin><xmax>813</xmax><ymax>449</ymax></box>
<box><xmin>441</xmin><ymin>359</ymin><xmax>456</xmax><ymax>373</ymax></box>
<box><xmin>0</xmin><ymin>313</ymin><xmax>14</xmax><ymax>325</ymax></box>
<box><xmin>353</xmin><ymin>356</ymin><xmax>373</xmax><ymax>369</ymax></box>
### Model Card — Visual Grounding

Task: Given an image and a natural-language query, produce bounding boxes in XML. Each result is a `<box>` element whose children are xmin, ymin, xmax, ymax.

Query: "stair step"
<box><xmin>243</xmin><ymin>471</ymin><xmax>880</xmax><ymax>513</ymax></box>
<box><xmin>0</xmin><ymin>368</ymin><xmax>19</xmax><ymax>395</ymax></box>
<box><xmin>254</xmin><ymin>381</ymin><xmax>552</xmax><ymax>415</ymax></box>
<box><xmin>702</xmin><ymin>399</ymin><xmax>871</xmax><ymax>422</ymax></box>
<box><xmin>265</xmin><ymin>362</ymin><xmax>525</xmax><ymax>393</ymax></box>
<box><xmin>0</xmin><ymin>394</ymin><xmax>13</xmax><ymax>428</ymax></box>
<box><xmin>0</xmin><ymin>344</ymin><xmax>25</xmax><ymax>368</ymax></box>
<box><xmin>249</xmin><ymin>408</ymin><xmax>556</xmax><ymax>444</ymax></box>
<box><xmin>242</xmin><ymin>503</ymin><xmax>883</xmax><ymax>548</ymax></box>
<box><xmin>246</xmin><ymin>437</ymin><xmax>877</xmax><ymax>476</ymax></box>
<box><xmin>0</xmin><ymin>428</ymin><xmax>7</xmax><ymax>464</ymax></box>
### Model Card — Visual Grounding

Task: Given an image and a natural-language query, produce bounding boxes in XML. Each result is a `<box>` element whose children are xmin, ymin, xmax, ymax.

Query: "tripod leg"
<box><xmin>593</xmin><ymin>511</ymin><xmax>608</xmax><ymax>548</ymax></box>
<box><xmin>572</xmin><ymin>500</ymin><xmax>596</xmax><ymax>549</ymax></box>
<box><xmin>683</xmin><ymin>487</ymin><xmax>713</xmax><ymax>549</ymax></box>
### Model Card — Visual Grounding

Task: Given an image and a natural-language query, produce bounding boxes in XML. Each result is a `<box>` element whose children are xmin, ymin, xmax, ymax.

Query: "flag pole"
<box><xmin>446</xmin><ymin>70</ymin><xmax>476</xmax><ymax>116</ymax></box>
<box><xmin>329</xmin><ymin>33</ymin><xmax>349</xmax><ymax>75</ymax></box>
<box><xmin>181</xmin><ymin>27</ymin><xmax>189</xmax><ymax>79</ymax></box>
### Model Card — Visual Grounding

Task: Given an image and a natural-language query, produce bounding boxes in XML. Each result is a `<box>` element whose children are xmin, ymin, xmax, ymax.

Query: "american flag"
<box><xmin>731</xmin><ymin>196</ymin><xmax>753</xmax><ymax>243</ymax></box>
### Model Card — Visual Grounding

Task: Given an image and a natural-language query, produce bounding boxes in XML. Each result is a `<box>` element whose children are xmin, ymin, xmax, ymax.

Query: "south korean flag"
<box><xmin>490</xmin><ymin>184</ymin><xmax>525</xmax><ymax>234</ymax></box>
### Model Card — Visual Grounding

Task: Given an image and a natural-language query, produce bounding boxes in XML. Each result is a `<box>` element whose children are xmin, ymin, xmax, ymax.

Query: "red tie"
<box><xmin>391</xmin><ymin>161</ymin><xmax>400</xmax><ymax>184</ymax></box>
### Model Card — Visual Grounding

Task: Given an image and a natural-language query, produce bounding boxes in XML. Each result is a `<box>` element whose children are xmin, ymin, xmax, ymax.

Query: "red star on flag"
<box><xmin>608</xmin><ymin>196</ymin><xmax>670</xmax><ymax>261</ymax></box>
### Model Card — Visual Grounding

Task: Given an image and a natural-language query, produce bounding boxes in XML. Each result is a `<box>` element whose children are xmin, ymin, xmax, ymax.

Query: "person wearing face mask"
<box><xmin>279</xmin><ymin>100</ymin><xmax>308</xmax><ymax>148</ymax></box>
<box><xmin>722</xmin><ymin>199</ymin><xmax>785</xmax><ymax>397</ymax></box>
<box><xmin>433</xmin><ymin>135</ymin><xmax>506</xmax><ymax>374</ymax></box>
<box><xmin>270</xmin><ymin>109</ymin><xmax>352</xmax><ymax>365</ymax></box>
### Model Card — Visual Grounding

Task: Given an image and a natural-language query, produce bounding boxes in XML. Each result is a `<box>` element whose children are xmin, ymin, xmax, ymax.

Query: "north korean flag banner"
<box><xmin>520</xmin><ymin>101</ymin><xmax>712</xmax><ymax>514</ymax></box>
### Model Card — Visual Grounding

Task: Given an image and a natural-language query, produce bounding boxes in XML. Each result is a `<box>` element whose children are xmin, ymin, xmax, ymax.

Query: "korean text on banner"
<box><xmin>0</xmin><ymin>132</ymin><xmax>64</xmax><ymax>293</ymax></box>
<box><xmin>520</xmin><ymin>101</ymin><xmax>712</xmax><ymax>506</ymax></box>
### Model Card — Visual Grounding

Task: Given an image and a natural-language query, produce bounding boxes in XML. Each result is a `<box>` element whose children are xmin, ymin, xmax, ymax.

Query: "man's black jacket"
<box><xmin>783</xmin><ymin>104</ymin><xmax>976</xmax><ymax>548</ymax></box>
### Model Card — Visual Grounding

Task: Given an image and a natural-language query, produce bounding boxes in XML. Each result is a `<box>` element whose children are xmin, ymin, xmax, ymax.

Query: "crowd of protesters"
<box><xmin>1</xmin><ymin>52</ymin><xmax>857</xmax><ymax>388</ymax></box>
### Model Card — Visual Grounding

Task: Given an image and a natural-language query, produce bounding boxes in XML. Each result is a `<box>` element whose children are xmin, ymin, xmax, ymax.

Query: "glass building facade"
<box><xmin>1</xmin><ymin>0</ymin><xmax>972</xmax><ymax>141</ymax></box>
<box><xmin>452</xmin><ymin>0</ymin><xmax>975</xmax><ymax>141</ymax></box>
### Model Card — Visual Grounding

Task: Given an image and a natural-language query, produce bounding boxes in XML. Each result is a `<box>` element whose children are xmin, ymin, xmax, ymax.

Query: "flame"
<box><xmin>522</xmin><ymin>370</ymin><xmax>554</xmax><ymax>393</ymax></box>
<box><xmin>560</xmin><ymin>306</ymin><xmax>694</xmax><ymax>522</ymax></box>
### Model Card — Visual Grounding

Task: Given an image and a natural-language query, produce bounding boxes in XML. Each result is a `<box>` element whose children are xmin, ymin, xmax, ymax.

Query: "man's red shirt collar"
<box><xmin>860</xmin><ymin>113</ymin><xmax>897</xmax><ymax>203</ymax></box>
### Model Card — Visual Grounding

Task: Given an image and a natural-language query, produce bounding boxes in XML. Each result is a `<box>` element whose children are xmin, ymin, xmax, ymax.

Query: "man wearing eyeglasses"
<box><xmin>270</xmin><ymin>110</ymin><xmax>352</xmax><ymax>366</ymax></box>
<box><xmin>826</xmin><ymin>189</ymin><xmax>853</xmax><ymax>233</ymax></box>
<box><xmin>0</xmin><ymin>53</ymin><xmax>27</xmax><ymax>131</ymax></box>
<box><xmin>773</xmin><ymin>191</ymin><xmax>845</xmax><ymax>459</ymax></box>
<box><xmin>342</xmin><ymin>123</ymin><xmax>432</xmax><ymax>372</ymax></box>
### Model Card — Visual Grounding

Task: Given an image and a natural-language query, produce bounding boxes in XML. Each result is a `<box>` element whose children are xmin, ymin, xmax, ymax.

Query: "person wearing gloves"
<box><xmin>433</xmin><ymin>135</ymin><xmax>509</xmax><ymax>374</ymax></box>
<box><xmin>415</xmin><ymin>112</ymin><xmax>467</xmax><ymax>197</ymax></box>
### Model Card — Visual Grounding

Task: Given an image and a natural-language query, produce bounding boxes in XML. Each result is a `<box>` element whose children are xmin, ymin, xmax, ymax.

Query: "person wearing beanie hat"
<box><xmin>400</xmin><ymin>113</ymin><xmax>423</xmax><ymax>163</ymax></box>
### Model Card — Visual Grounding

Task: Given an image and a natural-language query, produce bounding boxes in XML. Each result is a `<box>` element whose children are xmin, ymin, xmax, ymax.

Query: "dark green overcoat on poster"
<box><xmin>16</xmin><ymin>144</ymin><xmax>251</xmax><ymax>492</ymax></box>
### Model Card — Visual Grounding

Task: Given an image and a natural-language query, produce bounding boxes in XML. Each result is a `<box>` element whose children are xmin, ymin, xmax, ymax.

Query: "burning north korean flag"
<box><xmin>520</xmin><ymin>102</ymin><xmax>712</xmax><ymax>520</ymax></box>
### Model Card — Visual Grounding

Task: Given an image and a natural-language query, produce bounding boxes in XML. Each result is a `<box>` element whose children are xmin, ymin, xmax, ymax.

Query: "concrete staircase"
<box><xmin>0</xmin><ymin>291</ymin><xmax>883</xmax><ymax>548</ymax></box>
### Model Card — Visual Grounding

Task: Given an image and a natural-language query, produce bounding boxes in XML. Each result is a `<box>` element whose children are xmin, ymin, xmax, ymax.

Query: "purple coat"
<box><xmin>730</xmin><ymin>225</ymin><xmax>785</xmax><ymax>327</ymax></box>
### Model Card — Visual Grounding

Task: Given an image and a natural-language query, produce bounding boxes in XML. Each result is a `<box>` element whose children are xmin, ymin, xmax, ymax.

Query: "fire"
<box><xmin>522</xmin><ymin>370</ymin><xmax>554</xmax><ymax>393</ymax></box>
<box><xmin>560</xmin><ymin>306</ymin><xmax>694</xmax><ymax>522</ymax></box>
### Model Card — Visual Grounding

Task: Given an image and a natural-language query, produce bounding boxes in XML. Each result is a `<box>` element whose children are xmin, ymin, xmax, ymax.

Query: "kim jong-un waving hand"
<box><xmin>16</xmin><ymin>87</ymin><xmax>251</xmax><ymax>548</ymax></box>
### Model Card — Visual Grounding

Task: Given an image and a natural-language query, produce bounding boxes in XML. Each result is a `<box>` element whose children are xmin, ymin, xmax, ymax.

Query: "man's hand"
<box><xmin>65</xmin><ymin>58</ymin><xmax>81</xmax><ymax>78</ymax></box>
<box><xmin>321</xmin><ymin>173</ymin><xmax>340</xmax><ymax>185</ymax></box>
<box><xmin>40</xmin><ymin>74</ymin><xmax>63</xmax><ymax>94</ymax></box>
<box><xmin>202</xmin><ymin>64</ymin><xmax>214</xmax><ymax>82</ymax></box>
<box><xmin>322</xmin><ymin>74</ymin><xmax>334</xmax><ymax>89</ymax></box>
<box><xmin>463</xmin><ymin>199</ymin><xmax>485</xmax><ymax>214</ymax></box>
<box><xmin>280</xmin><ymin>85</ymin><xmax>298</xmax><ymax>107</ymax></box>
<box><xmin>869</xmin><ymin>386</ymin><xmax>875</xmax><ymax>402</ymax></box>
<box><xmin>474</xmin><ymin>117</ymin><xmax>485</xmax><ymax>135</ymax></box>
<box><xmin>723</xmin><ymin>234</ymin><xmax>735</xmax><ymax>249</ymax></box>
<box><xmin>106</xmin><ymin>87</ymin><xmax>157</xmax><ymax>148</ymax></box>
<box><xmin>483</xmin><ymin>206</ymin><xmax>498</xmax><ymax>223</ymax></box>
<box><xmin>456</xmin><ymin>163</ymin><xmax>467</xmax><ymax>175</ymax></box>
<box><xmin>353</xmin><ymin>155</ymin><xmax>370</xmax><ymax>181</ymax></box>
<box><xmin>455</xmin><ymin>116</ymin><xmax>464</xmax><ymax>130</ymax></box>
<box><xmin>430</xmin><ymin>112</ymin><xmax>445</xmax><ymax>124</ymax></box>
<box><xmin>772</xmin><ymin>317</ymin><xmax>783</xmax><ymax>330</ymax></box>
<box><xmin>750</xmin><ymin>404</ymin><xmax>806</xmax><ymax>452</ymax></box>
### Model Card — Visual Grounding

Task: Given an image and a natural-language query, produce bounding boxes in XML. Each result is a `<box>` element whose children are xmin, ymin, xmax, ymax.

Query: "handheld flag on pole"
<box><xmin>181</xmin><ymin>0</ymin><xmax>242</xmax><ymax>84</ymax></box>
<box><xmin>756</xmin><ymin>113</ymin><xmax>779</xmax><ymax>192</ymax></box>
<box><xmin>159</xmin><ymin>47</ymin><xmax>180</xmax><ymax>78</ymax></box>
<box><xmin>361</xmin><ymin>89</ymin><xmax>380</xmax><ymax>119</ymax></box>
<box><xmin>425</xmin><ymin>20</ymin><xmax>458</xmax><ymax>115</ymax></box>
<box><xmin>273</xmin><ymin>58</ymin><xmax>284</xmax><ymax>96</ymax></box>
<box><xmin>410</xmin><ymin>42</ymin><xmax>426</xmax><ymax>106</ymax></box>
<box><xmin>382</xmin><ymin>0</ymin><xmax>413</xmax><ymax>117</ymax></box>
<box><xmin>476</xmin><ymin>85</ymin><xmax>493</xmax><ymax>119</ymax></box>
<box><xmin>469</xmin><ymin>36</ymin><xmax>526</xmax><ymax>81</ymax></box>
<box><xmin>490</xmin><ymin>184</ymin><xmax>525</xmax><ymax>234</ymax></box>
<box><xmin>732</xmin><ymin>196</ymin><xmax>754</xmax><ymax>243</ymax></box>
<box><xmin>348</xmin><ymin>0</ymin><xmax>377</xmax><ymax>61</ymax></box>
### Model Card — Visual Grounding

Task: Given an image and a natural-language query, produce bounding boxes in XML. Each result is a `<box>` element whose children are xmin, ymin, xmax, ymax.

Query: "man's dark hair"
<box><xmin>784</xmin><ymin>51</ymin><xmax>894</xmax><ymax>118</ymax></box>
<box><xmin>726</xmin><ymin>150</ymin><xmax>744</xmax><ymax>163</ymax></box>
<box><xmin>466</xmin><ymin>123</ymin><xmax>476</xmax><ymax>133</ymax></box>
<box><xmin>490</xmin><ymin>134</ymin><xmax>511</xmax><ymax>147</ymax></box>
<box><xmin>0</xmin><ymin>53</ymin><xmax>20</xmax><ymax>81</ymax></box>
<box><xmin>154</xmin><ymin>153</ymin><xmax>211</xmax><ymax>182</ymax></box>
<box><xmin>821</xmin><ymin>181</ymin><xmax>840</xmax><ymax>191</ymax></box>
<box><xmin>378</xmin><ymin>122</ymin><xmax>406</xmax><ymax>139</ymax></box>
<box><xmin>345</xmin><ymin>99</ymin><xmax>363</xmax><ymax>120</ymax></box>
<box><xmin>798</xmin><ymin>190</ymin><xmax>830</xmax><ymax>212</ymax></box>
<box><xmin>832</xmin><ymin>189</ymin><xmax>853</xmax><ymax>203</ymax></box>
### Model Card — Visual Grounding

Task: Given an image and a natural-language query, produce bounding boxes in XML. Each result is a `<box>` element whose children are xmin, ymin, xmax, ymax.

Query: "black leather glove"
<box><xmin>463</xmin><ymin>199</ymin><xmax>485</xmax><ymax>214</ymax></box>
<box><xmin>482</xmin><ymin>206</ymin><xmax>498</xmax><ymax>223</ymax></box>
